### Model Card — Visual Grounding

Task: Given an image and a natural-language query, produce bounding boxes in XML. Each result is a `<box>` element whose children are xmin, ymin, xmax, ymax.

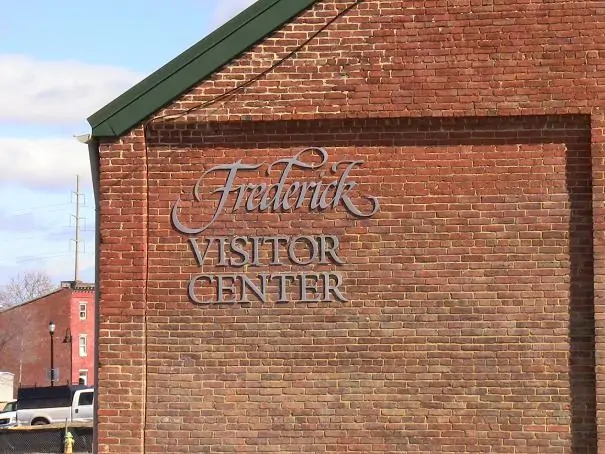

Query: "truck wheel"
<box><xmin>31</xmin><ymin>419</ymin><xmax>49</xmax><ymax>425</ymax></box>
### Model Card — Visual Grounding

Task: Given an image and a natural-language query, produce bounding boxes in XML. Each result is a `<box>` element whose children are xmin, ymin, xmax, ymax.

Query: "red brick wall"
<box><xmin>0</xmin><ymin>289</ymin><xmax>71</xmax><ymax>392</ymax></box>
<box><xmin>69</xmin><ymin>290</ymin><xmax>95</xmax><ymax>385</ymax></box>
<box><xmin>96</xmin><ymin>0</ymin><xmax>605</xmax><ymax>452</ymax></box>
<box><xmin>97</xmin><ymin>128</ymin><xmax>148</xmax><ymax>453</ymax></box>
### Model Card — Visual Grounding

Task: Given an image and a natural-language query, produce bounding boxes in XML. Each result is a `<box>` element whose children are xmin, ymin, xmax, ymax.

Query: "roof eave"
<box><xmin>88</xmin><ymin>0</ymin><xmax>317</xmax><ymax>139</ymax></box>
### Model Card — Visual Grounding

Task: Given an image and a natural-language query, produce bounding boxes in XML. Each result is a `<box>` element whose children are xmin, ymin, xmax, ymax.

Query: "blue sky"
<box><xmin>0</xmin><ymin>0</ymin><xmax>256</xmax><ymax>285</ymax></box>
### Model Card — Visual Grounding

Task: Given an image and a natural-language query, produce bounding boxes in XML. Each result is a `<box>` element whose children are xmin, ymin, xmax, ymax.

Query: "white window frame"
<box><xmin>79</xmin><ymin>302</ymin><xmax>87</xmax><ymax>320</ymax></box>
<box><xmin>79</xmin><ymin>335</ymin><xmax>88</xmax><ymax>357</ymax></box>
<box><xmin>78</xmin><ymin>369</ymin><xmax>88</xmax><ymax>385</ymax></box>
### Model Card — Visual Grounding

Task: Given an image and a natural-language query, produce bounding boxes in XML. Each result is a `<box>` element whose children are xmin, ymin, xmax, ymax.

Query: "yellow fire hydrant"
<box><xmin>64</xmin><ymin>430</ymin><xmax>75</xmax><ymax>454</ymax></box>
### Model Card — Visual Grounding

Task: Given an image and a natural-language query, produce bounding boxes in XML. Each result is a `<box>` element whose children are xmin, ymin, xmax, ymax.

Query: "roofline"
<box><xmin>0</xmin><ymin>281</ymin><xmax>96</xmax><ymax>313</ymax></box>
<box><xmin>88</xmin><ymin>0</ymin><xmax>317</xmax><ymax>139</ymax></box>
<box><xmin>0</xmin><ymin>287</ymin><xmax>66</xmax><ymax>314</ymax></box>
<box><xmin>61</xmin><ymin>280</ymin><xmax>95</xmax><ymax>292</ymax></box>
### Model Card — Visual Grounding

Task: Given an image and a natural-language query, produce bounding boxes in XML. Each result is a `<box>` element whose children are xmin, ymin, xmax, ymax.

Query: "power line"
<box><xmin>155</xmin><ymin>0</ymin><xmax>365</xmax><ymax>124</ymax></box>
<box><xmin>2</xmin><ymin>203</ymin><xmax>71</xmax><ymax>216</ymax></box>
<box><xmin>102</xmin><ymin>0</ymin><xmax>365</xmax><ymax>193</ymax></box>
<box><xmin>16</xmin><ymin>252</ymin><xmax>71</xmax><ymax>263</ymax></box>
<box><xmin>16</xmin><ymin>249</ymin><xmax>94</xmax><ymax>263</ymax></box>
<box><xmin>2</xmin><ymin>226</ymin><xmax>95</xmax><ymax>240</ymax></box>
<box><xmin>1</xmin><ymin>199</ymin><xmax>95</xmax><ymax>218</ymax></box>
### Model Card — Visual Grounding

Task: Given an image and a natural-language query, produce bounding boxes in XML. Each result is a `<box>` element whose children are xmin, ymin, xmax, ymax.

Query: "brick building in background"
<box><xmin>87</xmin><ymin>0</ymin><xmax>605</xmax><ymax>452</ymax></box>
<box><xmin>0</xmin><ymin>281</ymin><xmax>95</xmax><ymax>395</ymax></box>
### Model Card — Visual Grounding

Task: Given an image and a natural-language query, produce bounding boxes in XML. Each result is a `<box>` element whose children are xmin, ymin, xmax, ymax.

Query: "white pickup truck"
<box><xmin>11</xmin><ymin>385</ymin><xmax>94</xmax><ymax>426</ymax></box>
<box><xmin>0</xmin><ymin>400</ymin><xmax>17</xmax><ymax>428</ymax></box>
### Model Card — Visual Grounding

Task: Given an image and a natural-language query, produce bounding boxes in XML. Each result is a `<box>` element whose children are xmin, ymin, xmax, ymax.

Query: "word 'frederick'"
<box><xmin>171</xmin><ymin>147</ymin><xmax>380</xmax><ymax>234</ymax></box>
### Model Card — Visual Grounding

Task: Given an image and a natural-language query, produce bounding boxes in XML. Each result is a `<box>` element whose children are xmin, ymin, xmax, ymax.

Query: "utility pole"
<box><xmin>72</xmin><ymin>175</ymin><xmax>83</xmax><ymax>282</ymax></box>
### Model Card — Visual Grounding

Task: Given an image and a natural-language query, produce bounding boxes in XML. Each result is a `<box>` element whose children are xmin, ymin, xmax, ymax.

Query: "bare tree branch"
<box><xmin>0</xmin><ymin>271</ymin><xmax>54</xmax><ymax>309</ymax></box>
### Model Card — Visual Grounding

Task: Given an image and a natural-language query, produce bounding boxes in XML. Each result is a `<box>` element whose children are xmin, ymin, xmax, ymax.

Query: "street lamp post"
<box><xmin>48</xmin><ymin>321</ymin><xmax>55</xmax><ymax>387</ymax></box>
<box><xmin>63</xmin><ymin>329</ymin><xmax>73</xmax><ymax>385</ymax></box>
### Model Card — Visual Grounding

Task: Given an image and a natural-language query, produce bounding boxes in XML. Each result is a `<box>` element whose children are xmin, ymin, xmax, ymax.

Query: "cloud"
<box><xmin>0</xmin><ymin>211</ymin><xmax>43</xmax><ymax>233</ymax></box>
<box><xmin>210</xmin><ymin>0</ymin><xmax>257</xmax><ymax>28</ymax></box>
<box><xmin>0</xmin><ymin>137</ymin><xmax>91</xmax><ymax>190</ymax></box>
<box><xmin>0</xmin><ymin>54</ymin><xmax>142</xmax><ymax>125</ymax></box>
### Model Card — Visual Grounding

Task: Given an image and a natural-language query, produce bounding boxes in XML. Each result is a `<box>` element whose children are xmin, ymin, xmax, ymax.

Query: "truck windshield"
<box><xmin>1</xmin><ymin>402</ymin><xmax>16</xmax><ymax>413</ymax></box>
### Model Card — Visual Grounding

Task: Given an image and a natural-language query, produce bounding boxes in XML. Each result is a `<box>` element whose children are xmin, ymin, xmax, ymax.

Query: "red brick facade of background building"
<box><xmin>0</xmin><ymin>281</ymin><xmax>95</xmax><ymax>394</ymax></box>
<box><xmin>88</xmin><ymin>0</ymin><xmax>605</xmax><ymax>452</ymax></box>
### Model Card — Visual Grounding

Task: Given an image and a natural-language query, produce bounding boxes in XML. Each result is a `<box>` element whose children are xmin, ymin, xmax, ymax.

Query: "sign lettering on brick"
<box><xmin>170</xmin><ymin>147</ymin><xmax>379</xmax><ymax>304</ymax></box>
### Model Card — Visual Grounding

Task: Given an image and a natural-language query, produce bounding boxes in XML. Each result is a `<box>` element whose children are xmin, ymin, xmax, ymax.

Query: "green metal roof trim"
<box><xmin>88</xmin><ymin>0</ymin><xmax>317</xmax><ymax>138</ymax></box>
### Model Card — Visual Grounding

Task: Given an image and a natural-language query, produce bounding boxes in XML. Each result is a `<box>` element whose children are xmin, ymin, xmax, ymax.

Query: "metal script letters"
<box><xmin>171</xmin><ymin>147</ymin><xmax>380</xmax><ymax>234</ymax></box>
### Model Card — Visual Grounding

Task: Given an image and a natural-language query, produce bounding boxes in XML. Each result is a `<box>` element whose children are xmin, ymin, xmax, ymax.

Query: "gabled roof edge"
<box><xmin>0</xmin><ymin>287</ymin><xmax>65</xmax><ymax>314</ymax></box>
<box><xmin>88</xmin><ymin>0</ymin><xmax>317</xmax><ymax>138</ymax></box>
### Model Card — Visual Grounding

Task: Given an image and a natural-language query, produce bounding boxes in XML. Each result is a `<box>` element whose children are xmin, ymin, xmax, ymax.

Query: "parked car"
<box><xmin>16</xmin><ymin>385</ymin><xmax>93</xmax><ymax>426</ymax></box>
<box><xmin>0</xmin><ymin>400</ymin><xmax>17</xmax><ymax>428</ymax></box>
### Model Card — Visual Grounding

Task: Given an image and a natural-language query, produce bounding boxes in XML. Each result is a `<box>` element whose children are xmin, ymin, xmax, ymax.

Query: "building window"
<box><xmin>79</xmin><ymin>335</ymin><xmax>87</xmax><ymax>357</ymax></box>
<box><xmin>79</xmin><ymin>302</ymin><xmax>87</xmax><ymax>320</ymax></box>
<box><xmin>78</xmin><ymin>369</ymin><xmax>88</xmax><ymax>386</ymax></box>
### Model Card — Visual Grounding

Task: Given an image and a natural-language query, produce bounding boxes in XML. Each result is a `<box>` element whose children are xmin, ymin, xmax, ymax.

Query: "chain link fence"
<box><xmin>0</xmin><ymin>426</ymin><xmax>92</xmax><ymax>453</ymax></box>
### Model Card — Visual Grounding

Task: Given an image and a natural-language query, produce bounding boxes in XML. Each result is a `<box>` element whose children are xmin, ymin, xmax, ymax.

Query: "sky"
<box><xmin>0</xmin><ymin>0</ymin><xmax>256</xmax><ymax>285</ymax></box>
